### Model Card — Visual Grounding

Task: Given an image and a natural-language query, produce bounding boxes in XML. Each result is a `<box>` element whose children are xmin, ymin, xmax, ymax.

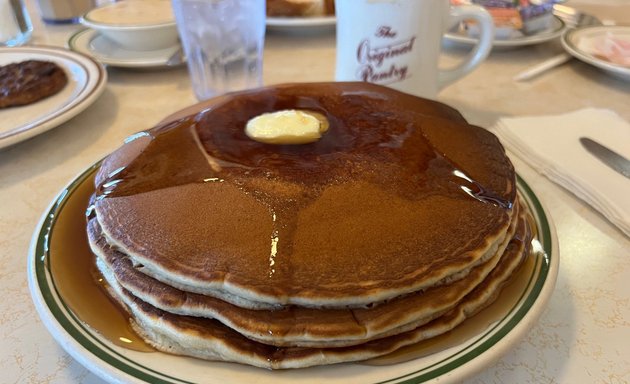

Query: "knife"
<box><xmin>579</xmin><ymin>137</ymin><xmax>630</xmax><ymax>179</ymax></box>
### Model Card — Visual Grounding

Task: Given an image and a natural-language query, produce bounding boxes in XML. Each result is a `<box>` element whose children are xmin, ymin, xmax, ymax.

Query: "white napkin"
<box><xmin>492</xmin><ymin>108</ymin><xmax>630</xmax><ymax>238</ymax></box>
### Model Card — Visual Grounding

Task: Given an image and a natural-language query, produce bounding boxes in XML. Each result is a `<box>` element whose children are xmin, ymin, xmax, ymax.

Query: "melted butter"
<box><xmin>46</xmin><ymin>171</ymin><xmax>154</xmax><ymax>352</ymax></box>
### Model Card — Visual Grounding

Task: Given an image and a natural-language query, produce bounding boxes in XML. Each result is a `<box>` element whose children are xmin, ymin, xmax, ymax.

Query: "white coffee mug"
<box><xmin>335</xmin><ymin>0</ymin><xmax>494</xmax><ymax>99</ymax></box>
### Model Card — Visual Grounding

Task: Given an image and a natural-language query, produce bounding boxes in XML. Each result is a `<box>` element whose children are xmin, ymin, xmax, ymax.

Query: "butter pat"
<box><xmin>245</xmin><ymin>110</ymin><xmax>329</xmax><ymax>144</ymax></box>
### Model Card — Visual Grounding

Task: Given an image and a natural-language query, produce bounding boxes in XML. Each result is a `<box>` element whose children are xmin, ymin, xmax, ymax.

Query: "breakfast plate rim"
<box><xmin>561</xmin><ymin>25</ymin><xmax>630</xmax><ymax>81</ymax></box>
<box><xmin>27</xmin><ymin>162</ymin><xmax>558</xmax><ymax>384</ymax></box>
<box><xmin>0</xmin><ymin>46</ymin><xmax>107</xmax><ymax>149</ymax></box>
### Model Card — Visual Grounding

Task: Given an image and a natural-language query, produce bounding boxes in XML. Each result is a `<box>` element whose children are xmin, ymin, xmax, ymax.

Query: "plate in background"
<box><xmin>445</xmin><ymin>16</ymin><xmax>566</xmax><ymax>48</ymax></box>
<box><xmin>0</xmin><ymin>46</ymin><xmax>106</xmax><ymax>149</ymax></box>
<box><xmin>562</xmin><ymin>25</ymin><xmax>630</xmax><ymax>81</ymax></box>
<box><xmin>68</xmin><ymin>29</ymin><xmax>185</xmax><ymax>68</ymax></box>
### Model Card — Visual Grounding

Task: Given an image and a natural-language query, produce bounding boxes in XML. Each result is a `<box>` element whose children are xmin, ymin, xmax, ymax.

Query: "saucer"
<box><xmin>68</xmin><ymin>29</ymin><xmax>185</xmax><ymax>68</ymax></box>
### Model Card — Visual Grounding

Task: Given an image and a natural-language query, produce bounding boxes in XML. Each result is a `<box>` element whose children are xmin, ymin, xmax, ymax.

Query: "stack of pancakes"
<box><xmin>87</xmin><ymin>82</ymin><xmax>533</xmax><ymax>369</ymax></box>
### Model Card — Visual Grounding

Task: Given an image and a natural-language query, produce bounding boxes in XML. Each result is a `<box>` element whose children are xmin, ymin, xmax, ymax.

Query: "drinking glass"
<box><xmin>172</xmin><ymin>0</ymin><xmax>266</xmax><ymax>100</ymax></box>
<box><xmin>0</xmin><ymin>0</ymin><xmax>32</xmax><ymax>47</ymax></box>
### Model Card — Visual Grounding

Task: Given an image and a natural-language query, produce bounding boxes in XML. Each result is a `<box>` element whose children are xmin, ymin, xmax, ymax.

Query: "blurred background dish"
<box><xmin>455</xmin><ymin>0</ymin><xmax>558</xmax><ymax>39</ymax></box>
<box><xmin>266</xmin><ymin>0</ymin><xmax>335</xmax><ymax>32</ymax></box>
<box><xmin>0</xmin><ymin>46</ymin><xmax>106</xmax><ymax>149</ymax></box>
<box><xmin>68</xmin><ymin>28</ymin><xmax>184</xmax><ymax>68</ymax></box>
<box><xmin>80</xmin><ymin>0</ymin><xmax>177</xmax><ymax>51</ymax></box>
<box><xmin>266</xmin><ymin>0</ymin><xmax>334</xmax><ymax>17</ymax></box>
<box><xmin>444</xmin><ymin>15</ymin><xmax>565</xmax><ymax>48</ymax></box>
<box><xmin>562</xmin><ymin>25</ymin><xmax>630</xmax><ymax>80</ymax></box>
<box><xmin>447</xmin><ymin>0</ymin><xmax>567</xmax><ymax>48</ymax></box>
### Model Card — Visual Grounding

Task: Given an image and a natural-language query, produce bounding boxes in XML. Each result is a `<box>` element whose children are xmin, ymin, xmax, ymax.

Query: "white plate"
<box><xmin>266</xmin><ymin>16</ymin><xmax>335</xmax><ymax>32</ymax></box>
<box><xmin>68</xmin><ymin>29</ymin><xmax>184</xmax><ymax>68</ymax></box>
<box><xmin>562</xmin><ymin>25</ymin><xmax>630</xmax><ymax>81</ymax></box>
<box><xmin>444</xmin><ymin>16</ymin><xmax>566</xmax><ymax>48</ymax></box>
<box><xmin>0</xmin><ymin>46</ymin><xmax>106</xmax><ymax>149</ymax></box>
<box><xmin>28</xmin><ymin>162</ymin><xmax>559</xmax><ymax>384</ymax></box>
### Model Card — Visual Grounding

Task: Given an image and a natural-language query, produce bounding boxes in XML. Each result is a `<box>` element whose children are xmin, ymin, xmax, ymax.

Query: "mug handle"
<box><xmin>438</xmin><ymin>5</ymin><xmax>494</xmax><ymax>89</ymax></box>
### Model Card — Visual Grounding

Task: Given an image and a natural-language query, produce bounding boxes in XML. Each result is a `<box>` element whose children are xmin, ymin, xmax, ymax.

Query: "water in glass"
<box><xmin>172</xmin><ymin>0</ymin><xmax>265</xmax><ymax>100</ymax></box>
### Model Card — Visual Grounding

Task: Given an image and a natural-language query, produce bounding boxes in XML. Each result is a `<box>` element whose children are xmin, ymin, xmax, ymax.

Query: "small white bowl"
<box><xmin>81</xmin><ymin>0</ymin><xmax>178</xmax><ymax>52</ymax></box>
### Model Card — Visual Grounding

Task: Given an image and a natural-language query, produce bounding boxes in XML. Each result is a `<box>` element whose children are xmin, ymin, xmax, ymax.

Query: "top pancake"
<box><xmin>93</xmin><ymin>82</ymin><xmax>516</xmax><ymax>308</ymax></box>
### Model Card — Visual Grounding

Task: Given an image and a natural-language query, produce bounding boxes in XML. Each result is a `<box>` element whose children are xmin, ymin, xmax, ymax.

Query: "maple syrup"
<box><xmin>47</xmin><ymin>170</ymin><xmax>154</xmax><ymax>352</ymax></box>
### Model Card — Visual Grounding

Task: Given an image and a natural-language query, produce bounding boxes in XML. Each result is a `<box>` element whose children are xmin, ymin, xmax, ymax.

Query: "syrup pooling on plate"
<box><xmin>46</xmin><ymin>172</ymin><xmax>154</xmax><ymax>352</ymax></box>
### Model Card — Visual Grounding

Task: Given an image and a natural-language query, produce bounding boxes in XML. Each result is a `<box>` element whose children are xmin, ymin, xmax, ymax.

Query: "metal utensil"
<box><xmin>580</xmin><ymin>137</ymin><xmax>630</xmax><ymax>179</ymax></box>
<box><xmin>514</xmin><ymin>5</ymin><xmax>602</xmax><ymax>81</ymax></box>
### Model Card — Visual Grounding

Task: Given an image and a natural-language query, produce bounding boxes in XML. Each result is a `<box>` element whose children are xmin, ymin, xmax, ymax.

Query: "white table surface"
<box><xmin>1</xmin><ymin>1</ymin><xmax>629</xmax><ymax>383</ymax></box>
